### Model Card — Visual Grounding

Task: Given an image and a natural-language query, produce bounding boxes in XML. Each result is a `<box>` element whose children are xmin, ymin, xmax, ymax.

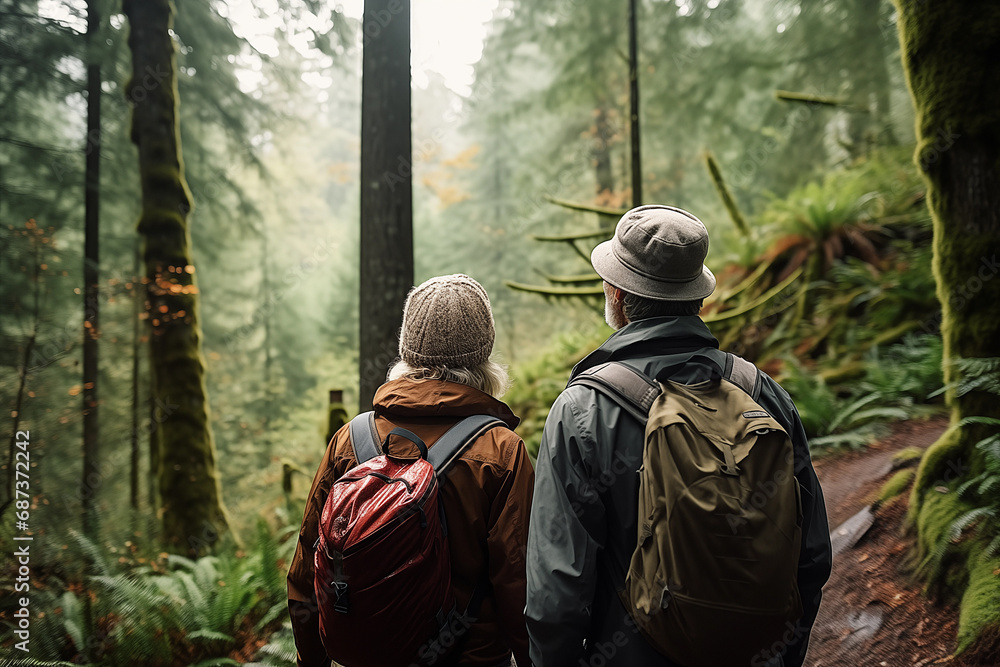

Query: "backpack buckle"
<box><xmin>332</xmin><ymin>581</ymin><xmax>350</xmax><ymax>613</ymax></box>
<box><xmin>721</xmin><ymin>444</ymin><xmax>742</xmax><ymax>477</ymax></box>
<box><xmin>660</xmin><ymin>586</ymin><xmax>672</xmax><ymax>610</ymax></box>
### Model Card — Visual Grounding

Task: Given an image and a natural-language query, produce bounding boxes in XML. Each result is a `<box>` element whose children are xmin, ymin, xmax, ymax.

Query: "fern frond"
<box><xmin>252</xmin><ymin>625</ymin><xmax>298</xmax><ymax>664</ymax></box>
<box><xmin>68</xmin><ymin>529</ymin><xmax>112</xmax><ymax>577</ymax></box>
<box><xmin>985</xmin><ymin>534</ymin><xmax>1000</xmax><ymax>559</ymax></box>
<box><xmin>187</xmin><ymin>658</ymin><xmax>242</xmax><ymax>667</ymax></box>
<box><xmin>59</xmin><ymin>591</ymin><xmax>86</xmax><ymax>653</ymax></box>
<box><xmin>958</xmin><ymin>416</ymin><xmax>1000</xmax><ymax>428</ymax></box>
<box><xmin>844</xmin><ymin>406</ymin><xmax>910</xmax><ymax>426</ymax></box>
<box><xmin>826</xmin><ymin>392</ymin><xmax>882</xmax><ymax>433</ymax></box>
<box><xmin>809</xmin><ymin>431</ymin><xmax>873</xmax><ymax>450</ymax></box>
<box><xmin>955</xmin><ymin>473</ymin><xmax>985</xmax><ymax>499</ymax></box>
<box><xmin>167</xmin><ymin>553</ymin><xmax>200</xmax><ymax>571</ymax></box>
<box><xmin>948</xmin><ymin>506</ymin><xmax>996</xmax><ymax>537</ymax></box>
<box><xmin>187</xmin><ymin>628</ymin><xmax>236</xmax><ymax>643</ymax></box>
<box><xmin>254</xmin><ymin>601</ymin><xmax>289</xmax><ymax>632</ymax></box>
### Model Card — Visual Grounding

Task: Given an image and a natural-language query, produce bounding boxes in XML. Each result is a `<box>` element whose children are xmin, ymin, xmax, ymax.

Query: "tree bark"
<box><xmin>0</xmin><ymin>238</ymin><xmax>40</xmax><ymax>521</ymax></box>
<box><xmin>593</xmin><ymin>103</ymin><xmax>614</xmax><ymax>197</ymax></box>
<box><xmin>82</xmin><ymin>0</ymin><xmax>101</xmax><ymax>538</ymax></box>
<box><xmin>131</xmin><ymin>241</ymin><xmax>140</xmax><ymax>512</ymax></box>
<box><xmin>358</xmin><ymin>0</ymin><xmax>413</xmax><ymax>412</ymax></box>
<box><xmin>124</xmin><ymin>0</ymin><xmax>230</xmax><ymax>555</ymax></box>
<box><xmin>847</xmin><ymin>0</ymin><xmax>896</xmax><ymax>152</ymax></box>
<box><xmin>894</xmin><ymin>0</ymin><xmax>1000</xmax><ymax>489</ymax></box>
<box><xmin>627</xmin><ymin>0</ymin><xmax>642</xmax><ymax>207</ymax></box>
<box><xmin>895</xmin><ymin>0</ymin><xmax>1000</xmax><ymax>652</ymax></box>
<box><xmin>261</xmin><ymin>228</ymin><xmax>273</xmax><ymax>464</ymax></box>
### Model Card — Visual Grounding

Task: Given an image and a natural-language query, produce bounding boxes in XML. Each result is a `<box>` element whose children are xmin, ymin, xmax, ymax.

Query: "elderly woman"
<box><xmin>288</xmin><ymin>274</ymin><xmax>533</xmax><ymax>667</ymax></box>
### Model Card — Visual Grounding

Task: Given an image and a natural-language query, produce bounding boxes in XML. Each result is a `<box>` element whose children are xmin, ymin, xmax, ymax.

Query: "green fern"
<box><xmin>68</xmin><ymin>529</ymin><xmax>113</xmax><ymax>577</ymax></box>
<box><xmin>939</xmin><ymin>358</ymin><xmax>1000</xmax><ymax>568</ymax></box>
<box><xmin>249</xmin><ymin>623</ymin><xmax>299</xmax><ymax>665</ymax></box>
<box><xmin>59</xmin><ymin>591</ymin><xmax>87</xmax><ymax>655</ymax></box>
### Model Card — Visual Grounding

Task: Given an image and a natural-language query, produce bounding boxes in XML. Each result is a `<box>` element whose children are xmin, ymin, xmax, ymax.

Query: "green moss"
<box><xmin>910</xmin><ymin>426</ymin><xmax>964</xmax><ymax>507</ymax></box>
<box><xmin>704</xmin><ymin>152</ymin><xmax>749</xmax><ymax>237</ymax></box>
<box><xmin>880</xmin><ymin>469</ymin><xmax>916</xmax><ymax>503</ymax></box>
<box><xmin>913</xmin><ymin>487</ymin><xmax>972</xmax><ymax>600</ymax></box>
<box><xmin>893</xmin><ymin>446</ymin><xmax>925</xmax><ymax>467</ymax></box>
<box><xmin>911</xmin><ymin>487</ymin><xmax>1000</xmax><ymax>656</ymax></box>
<box><xmin>915</xmin><ymin>476</ymin><xmax>966</xmax><ymax>553</ymax></box>
<box><xmin>126</xmin><ymin>0</ymin><xmax>230</xmax><ymax>556</ymax></box>
<box><xmin>957</xmin><ymin>550</ymin><xmax>1000</xmax><ymax>652</ymax></box>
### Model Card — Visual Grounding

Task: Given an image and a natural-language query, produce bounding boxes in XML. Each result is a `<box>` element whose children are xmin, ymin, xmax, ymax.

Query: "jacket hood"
<box><xmin>373</xmin><ymin>378</ymin><xmax>520</xmax><ymax>429</ymax></box>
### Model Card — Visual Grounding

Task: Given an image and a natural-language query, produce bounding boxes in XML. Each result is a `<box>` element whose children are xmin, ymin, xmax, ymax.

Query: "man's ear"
<box><xmin>613</xmin><ymin>287</ymin><xmax>624</xmax><ymax>302</ymax></box>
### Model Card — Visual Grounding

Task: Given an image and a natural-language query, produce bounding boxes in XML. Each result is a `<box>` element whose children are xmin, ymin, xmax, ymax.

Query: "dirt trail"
<box><xmin>811</xmin><ymin>417</ymin><xmax>948</xmax><ymax>529</ymax></box>
<box><xmin>802</xmin><ymin>416</ymin><xmax>996</xmax><ymax>666</ymax></box>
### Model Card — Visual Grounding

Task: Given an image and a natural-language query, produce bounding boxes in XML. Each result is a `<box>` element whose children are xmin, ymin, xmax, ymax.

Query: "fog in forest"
<box><xmin>3</xmin><ymin>0</ymin><xmax>1000</xmax><ymax>664</ymax></box>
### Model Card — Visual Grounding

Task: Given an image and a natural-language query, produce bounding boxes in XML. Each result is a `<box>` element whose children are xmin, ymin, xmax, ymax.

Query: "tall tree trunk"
<box><xmin>895</xmin><ymin>0</ymin><xmax>1000</xmax><ymax>653</ymax></box>
<box><xmin>124</xmin><ymin>0</ymin><xmax>230</xmax><ymax>556</ymax></box>
<box><xmin>627</xmin><ymin>0</ymin><xmax>642</xmax><ymax>207</ymax></box>
<box><xmin>847</xmin><ymin>0</ymin><xmax>895</xmax><ymax>153</ymax></box>
<box><xmin>131</xmin><ymin>241</ymin><xmax>141</xmax><ymax>512</ymax></box>
<box><xmin>593</xmin><ymin>103</ymin><xmax>614</xmax><ymax>197</ymax></box>
<box><xmin>82</xmin><ymin>0</ymin><xmax>102</xmax><ymax>538</ymax></box>
<box><xmin>358</xmin><ymin>0</ymin><xmax>413</xmax><ymax>412</ymax></box>
<box><xmin>0</xmin><ymin>237</ymin><xmax>40</xmax><ymax>521</ymax></box>
<box><xmin>148</xmin><ymin>383</ymin><xmax>159</xmax><ymax>539</ymax></box>
<box><xmin>261</xmin><ymin>228</ymin><xmax>272</xmax><ymax>464</ymax></box>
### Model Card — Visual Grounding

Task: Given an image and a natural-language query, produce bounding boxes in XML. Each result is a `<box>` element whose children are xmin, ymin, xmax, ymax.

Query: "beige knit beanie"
<box><xmin>399</xmin><ymin>274</ymin><xmax>495</xmax><ymax>368</ymax></box>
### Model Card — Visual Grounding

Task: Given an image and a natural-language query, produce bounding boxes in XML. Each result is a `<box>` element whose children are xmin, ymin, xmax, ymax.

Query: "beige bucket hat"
<box><xmin>591</xmin><ymin>204</ymin><xmax>716</xmax><ymax>301</ymax></box>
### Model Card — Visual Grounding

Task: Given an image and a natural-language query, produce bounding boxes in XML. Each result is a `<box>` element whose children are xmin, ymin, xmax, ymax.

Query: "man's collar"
<box><xmin>570</xmin><ymin>316</ymin><xmax>719</xmax><ymax>381</ymax></box>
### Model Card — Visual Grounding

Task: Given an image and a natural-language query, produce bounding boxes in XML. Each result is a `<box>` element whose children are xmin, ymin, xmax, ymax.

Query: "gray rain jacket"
<box><xmin>525</xmin><ymin>316</ymin><xmax>832</xmax><ymax>667</ymax></box>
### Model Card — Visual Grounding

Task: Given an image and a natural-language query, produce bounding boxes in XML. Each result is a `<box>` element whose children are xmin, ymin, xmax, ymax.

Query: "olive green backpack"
<box><xmin>571</xmin><ymin>354</ymin><xmax>803</xmax><ymax>667</ymax></box>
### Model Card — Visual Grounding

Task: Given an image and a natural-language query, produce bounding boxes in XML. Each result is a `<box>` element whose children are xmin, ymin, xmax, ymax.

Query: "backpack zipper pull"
<box><xmin>329</xmin><ymin>550</ymin><xmax>350</xmax><ymax>613</ymax></box>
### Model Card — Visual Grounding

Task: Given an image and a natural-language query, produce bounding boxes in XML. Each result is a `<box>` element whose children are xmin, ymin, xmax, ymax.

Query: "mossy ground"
<box><xmin>913</xmin><ymin>483</ymin><xmax>1000</xmax><ymax>658</ymax></box>
<box><xmin>957</xmin><ymin>550</ymin><xmax>1000</xmax><ymax>653</ymax></box>
<box><xmin>879</xmin><ymin>468</ymin><xmax>916</xmax><ymax>503</ymax></box>
<box><xmin>892</xmin><ymin>446</ymin><xmax>925</xmax><ymax>467</ymax></box>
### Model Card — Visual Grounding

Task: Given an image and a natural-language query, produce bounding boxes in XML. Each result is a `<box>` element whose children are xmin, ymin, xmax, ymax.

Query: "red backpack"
<box><xmin>314</xmin><ymin>412</ymin><xmax>502</xmax><ymax>667</ymax></box>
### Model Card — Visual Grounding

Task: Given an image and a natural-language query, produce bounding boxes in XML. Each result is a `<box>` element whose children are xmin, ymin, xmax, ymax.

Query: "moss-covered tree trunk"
<box><xmin>894</xmin><ymin>0</ymin><xmax>1000</xmax><ymax>654</ymax></box>
<box><xmin>124</xmin><ymin>0</ymin><xmax>229</xmax><ymax>556</ymax></box>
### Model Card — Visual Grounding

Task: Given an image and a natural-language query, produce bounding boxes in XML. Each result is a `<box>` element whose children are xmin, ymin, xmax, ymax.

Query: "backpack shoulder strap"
<box><xmin>568</xmin><ymin>362</ymin><xmax>660</xmax><ymax>424</ymax></box>
<box><xmin>724</xmin><ymin>352</ymin><xmax>762</xmax><ymax>401</ymax></box>
<box><xmin>428</xmin><ymin>415</ymin><xmax>506</xmax><ymax>475</ymax></box>
<box><xmin>348</xmin><ymin>411</ymin><xmax>381</xmax><ymax>464</ymax></box>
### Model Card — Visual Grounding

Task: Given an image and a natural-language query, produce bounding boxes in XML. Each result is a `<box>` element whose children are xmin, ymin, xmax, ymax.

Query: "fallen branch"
<box><xmin>542</xmin><ymin>272</ymin><xmax>603</xmax><ymax>284</ymax></box>
<box><xmin>545</xmin><ymin>196</ymin><xmax>627</xmax><ymax>218</ymax></box>
<box><xmin>505</xmin><ymin>281</ymin><xmax>605</xmax><ymax>297</ymax></box>
<box><xmin>704</xmin><ymin>151</ymin><xmax>750</xmax><ymax>237</ymax></box>
<box><xmin>774</xmin><ymin>89</ymin><xmax>853</xmax><ymax>108</ymax></box>
<box><xmin>703</xmin><ymin>267</ymin><xmax>804</xmax><ymax>323</ymax></box>
<box><xmin>532</xmin><ymin>230</ymin><xmax>613</xmax><ymax>243</ymax></box>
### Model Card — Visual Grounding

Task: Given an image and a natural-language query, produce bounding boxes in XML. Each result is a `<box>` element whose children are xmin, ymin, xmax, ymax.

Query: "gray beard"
<box><xmin>605</xmin><ymin>298</ymin><xmax>626</xmax><ymax>330</ymax></box>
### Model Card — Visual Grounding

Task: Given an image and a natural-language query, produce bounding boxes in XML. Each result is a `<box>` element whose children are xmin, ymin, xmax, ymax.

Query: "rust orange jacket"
<box><xmin>287</xmin><ymin>378</ymin><xmax>534</xmax><ymax>667</ymax></box>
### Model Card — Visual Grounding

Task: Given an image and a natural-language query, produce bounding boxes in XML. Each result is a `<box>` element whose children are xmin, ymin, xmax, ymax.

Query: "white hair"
<box><xmin>387</xmin><ymin>358</ymin><xmax>512</xmax><ymax>399</ymax></box>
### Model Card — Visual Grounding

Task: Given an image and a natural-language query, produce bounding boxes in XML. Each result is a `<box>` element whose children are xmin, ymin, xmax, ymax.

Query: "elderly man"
<box><xmin>289</xmin><ymin>274</ymin><xmax>533</xmax><ymax>667</ymax></box>
<box><xmin>525</xmin><ymin>205</ymin><xmax>832</xmax><ymax>667</ymax></box>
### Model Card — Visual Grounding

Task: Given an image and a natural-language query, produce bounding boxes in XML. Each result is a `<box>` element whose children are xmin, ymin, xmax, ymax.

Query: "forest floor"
<box><xmin>802</xmin><ymin>415</ymin><xmax>996</xmax><ymax>667</ymax></box>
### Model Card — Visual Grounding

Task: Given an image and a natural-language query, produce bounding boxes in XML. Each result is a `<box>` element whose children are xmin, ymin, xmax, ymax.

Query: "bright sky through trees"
<box><xmin>41</xmin><ymin>0</ymin><xmax>499</xmax><ymax>96</ymax></box>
